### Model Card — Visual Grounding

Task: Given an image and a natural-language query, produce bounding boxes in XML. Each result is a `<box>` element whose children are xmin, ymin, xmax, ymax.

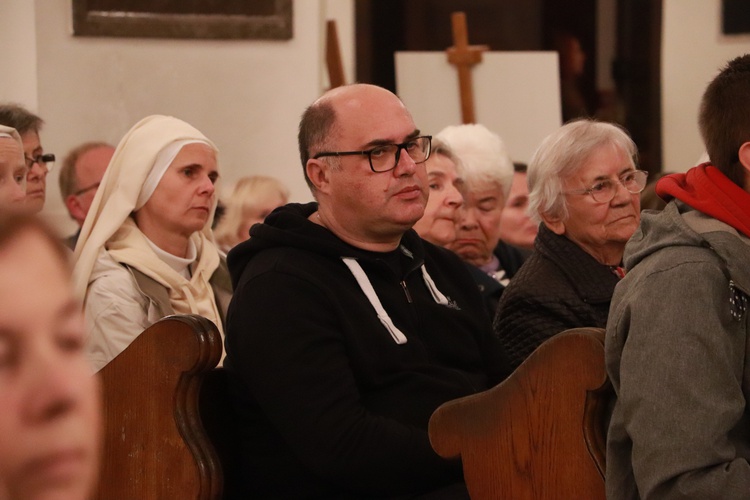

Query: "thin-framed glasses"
<box><xmin>73</xmin><ymin>181</ymin><xmax>101</xmax><ymax>197</ymax></box>
<box><xmin>564</xmin><ymin>169</ymin><xmax>649</xmax><ymax>203</ymax></box>
<box><xmin>25</xmin><ymin>153</ymin><xmax>56</xmax><ymax>171</ymax></box>
<box><xmin>313</xmin><ymin>135</ymin><xmax>432</xmax><ymax>173</ymax></box>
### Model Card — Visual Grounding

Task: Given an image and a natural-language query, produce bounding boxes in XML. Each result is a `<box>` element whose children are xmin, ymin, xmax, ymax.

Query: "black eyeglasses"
<box><xmin>564</xmin><ymin>169</ymin><xmax>649</xmax><ymax>203</ymax></box>
<box><xmin>73</xmin><ymin>181</ymin><xmax>101</xmax><ymax>197</ymax></box>
<box><xmin>25</xmin><ymin>153</ymin><xmax>56</xmax><ymax>171</ymax></box>
<box><xmin>313</xmin><ymin>135</ymin><xmax>432</xmax><ymax>173</ymax></box>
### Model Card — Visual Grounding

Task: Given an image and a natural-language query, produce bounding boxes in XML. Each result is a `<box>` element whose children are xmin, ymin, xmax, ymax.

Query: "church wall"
<box><xmin>662</xmin><ymin>0</ymin><xmax>750</xmax><ymax>172</ymax></box>
<box><xmin>3</xmin><ymin>0</ymin><xmax>750</xmax><ymax>232</ymax></box>
<box><xmin>9</xmin><ymin>0</ymin><xmax>354</xmax><ymax>234</ymax></box>
<box><xmin>0</xmin><ymin>0</ymin><xmax>38</xmax><ymax>109</ymax></box>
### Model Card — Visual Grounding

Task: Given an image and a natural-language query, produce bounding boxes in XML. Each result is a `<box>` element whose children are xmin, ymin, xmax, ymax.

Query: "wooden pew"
<box><xmin>428</xmin><ymin>327</ymin><xmax>611</xmax><ymax>500</ymax></box>
<box><xmin>95</xmin><ymin>314</ymin><xmax>224</xmax><ymax>500</ymax></box>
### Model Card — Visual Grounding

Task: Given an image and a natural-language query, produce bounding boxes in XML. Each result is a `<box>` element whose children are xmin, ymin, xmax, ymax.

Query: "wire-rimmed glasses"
<box><xmin>564</xmin><ymin>169</ymin><xmax>648</xmax><ymax>203</ymax></box>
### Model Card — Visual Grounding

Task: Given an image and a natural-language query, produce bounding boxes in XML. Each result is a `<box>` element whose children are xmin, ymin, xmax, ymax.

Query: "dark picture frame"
<box><xmin>722</xmin><ymin>0</ymin><xmax>750</xmax><ymax>34</ymax></box>
<box><xmin>72</xmin><ymin>0</ymin><xmax>293</xmax><ymax>40</ymax></box>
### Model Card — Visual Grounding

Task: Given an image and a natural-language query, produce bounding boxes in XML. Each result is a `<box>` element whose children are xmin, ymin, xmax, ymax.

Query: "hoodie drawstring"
<box><xmin>341</xmin><ymin>257</ymin><xmax>453</xmax><ymax>344</ymax></box>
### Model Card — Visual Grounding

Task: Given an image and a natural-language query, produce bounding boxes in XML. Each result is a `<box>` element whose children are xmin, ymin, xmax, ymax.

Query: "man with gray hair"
<box><xmin>58</xmin><ymin>141</ymin><xmax>115</xmax><ymax>248</ymax></box>
<box><xmin>0</xmin><ymin>104</ymin><xmax>55</xmax><ymax>213</ymax></box>
<box><xmin>436</xmin><ymin>123</ymin><xmax>526</xmax><ymax>317</ymax></box>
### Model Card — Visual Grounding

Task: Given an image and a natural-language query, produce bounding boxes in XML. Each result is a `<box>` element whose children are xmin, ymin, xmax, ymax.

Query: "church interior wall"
<box><xmin>662</xmin><ymin>0</ymin><xmax>750</xmax><ymax>173</ymax></box>
<box><xmin>4</xmin><ymin>0</ymin><xmax>354</xmax><ymax>234</ymax></box>
<box><xmin>2</xmin><ymin>0</ymin><xmax>750</xmax><ymax>233</ymax></box>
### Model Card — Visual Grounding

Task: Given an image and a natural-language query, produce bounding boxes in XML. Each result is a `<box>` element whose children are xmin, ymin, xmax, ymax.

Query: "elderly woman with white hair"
<box><xmin>73</xmin><ymin>115</ymin><xmax>232</xmax><ymax>372</ymax></box>
<box><xmin>436</xmin><ymin>123</ymin><xmax>527</xmax><ymax>318</ymax></box>
<box><xmin>493</xmin><ymin>119</ymin><xmax>646</xmax><ymax>371</ymax></box>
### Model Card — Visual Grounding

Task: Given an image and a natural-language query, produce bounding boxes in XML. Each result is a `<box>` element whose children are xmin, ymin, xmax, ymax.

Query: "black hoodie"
<box><xmin>224</xmin><ymin>202</ymin><xmax>510</xmax><ymax>499</ymax></box>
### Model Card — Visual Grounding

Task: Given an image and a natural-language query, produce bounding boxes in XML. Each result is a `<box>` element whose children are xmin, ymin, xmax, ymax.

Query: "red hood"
<box><xmin>656</xmin><ymin>163</ymin><xmax>750</xmax><ymax>238</ymax></box>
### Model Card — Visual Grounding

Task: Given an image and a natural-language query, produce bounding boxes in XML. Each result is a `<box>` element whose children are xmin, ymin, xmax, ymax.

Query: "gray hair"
<box><xmin>0</xmin><ymin>103</ymin><xmax>44</xmax><ymax>136</ymax></box>
<box><xmin>435</xmin><ymin>124</ymin><xmax>513</xmax><ymax>198</ymax></box>
<box><xmin>527</xmin><ymin>119</ymin><xmax>638</xmax><ymax>223</ymax></box>
<box><xmin>430</xmin><ymin>136</ymin><xmax>462</xmax><ymax>170</ymax></box>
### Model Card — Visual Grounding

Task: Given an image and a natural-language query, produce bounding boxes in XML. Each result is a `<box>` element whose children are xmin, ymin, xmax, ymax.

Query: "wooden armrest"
<box><xmin>95</xmin><ymin>314</ymin><xmax>223</xmax><ymax>500</ymax></box>
<box><xmin>429</xmin><ymin>327</ymin><xmax>611</xmax><ymax>500</ymax></box>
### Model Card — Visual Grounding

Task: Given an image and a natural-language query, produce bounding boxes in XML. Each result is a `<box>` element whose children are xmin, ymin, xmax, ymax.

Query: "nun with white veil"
<box><xmin>72</xmin><ymin>115</ymin><xmax>232</xmax><ymax>372</ymax></box>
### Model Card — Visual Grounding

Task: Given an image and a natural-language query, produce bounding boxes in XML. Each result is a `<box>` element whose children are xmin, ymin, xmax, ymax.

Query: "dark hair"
<box><xmin>298</xmin><ymin>99</ymin><xmax>337</xmax><ymax>191</ymax></box>
<box><xmin>59</xmin><ymin>141</ymin><xmax>113</xmax><ymax>198</ymax></box>
<box><xmin>0</xmin><ymin>103</ymin><xmax>44</xmax><ymax>136</ymax></box>
<box><xmin>0</xmin><ymin>212</ymin><xmax>69</xmax><ymax>269</ymax></box>
<box><xmin>699</xmin><ymin>54</ymin><xmax>750</xmax><ymax>186</ymax></box>
<box><xmin>552</xmin><ymin>31</ymin><xmax>583</xmax><ymax>79</ymax></box>
<box><xmin>513</xmin><ymin>162</ymin><xmax>528</xmax><ymax>173</ymax></box>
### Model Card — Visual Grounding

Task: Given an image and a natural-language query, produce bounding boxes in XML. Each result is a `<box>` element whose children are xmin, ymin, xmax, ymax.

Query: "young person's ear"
<box><xmin>738</xmin><ymin>141</ymin><xmax>750</xmax><ymax>171</ymax></box>
<box><xmin>739</xmin><ymin>142</ymin><xmax>750</xmax><ymax>192</ymax></box>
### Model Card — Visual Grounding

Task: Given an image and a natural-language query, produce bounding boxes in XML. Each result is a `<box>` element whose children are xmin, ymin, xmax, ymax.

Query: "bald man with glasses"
<box><xmin>223</xmin><ymin>84</ymin><xmax>511</xmax><ymax>499</ymax></box>
<box><xmin>58</xmin><ymin>141</ymin><xmax>115</xmax><ymax>249</ymax></box>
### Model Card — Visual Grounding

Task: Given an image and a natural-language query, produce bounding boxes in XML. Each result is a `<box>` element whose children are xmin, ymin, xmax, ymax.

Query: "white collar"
<box><xmin>143</xmin><ymin>235</ymin><xmax>197</xmax><ymax>277</ymax></box>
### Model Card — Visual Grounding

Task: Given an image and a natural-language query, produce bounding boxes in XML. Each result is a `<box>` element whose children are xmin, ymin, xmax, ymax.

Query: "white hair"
<box><xmin>435</xmin><ymin>124</ymin><xmax>514</xmax><ymax>199</ymax></box>
<box><xmin>527</xmin><ymin>119</ymin><xmax>638</xmax><ymax>223</ymax></box>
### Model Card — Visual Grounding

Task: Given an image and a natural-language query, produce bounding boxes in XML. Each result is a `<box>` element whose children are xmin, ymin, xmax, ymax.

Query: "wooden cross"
<box><xmin>325</xmin><ymin>20</ymin><xmax>346</xmax><ymax>89</ymax></box>
<box><xmin>446</xmin><ymin>12</ymin><xmax>488</xmax><ymax>124</ymax></box>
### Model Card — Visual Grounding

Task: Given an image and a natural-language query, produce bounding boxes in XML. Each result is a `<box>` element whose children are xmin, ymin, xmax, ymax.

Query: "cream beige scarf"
<box><xmin>73</xmin><ymin>115</ymin><xmax>222</xmax><ymax>327</ymax></box>
<box><xmin>107</xmin><ymin>217</ymin><xmax>223</xmax><ymax>335</ymax></box>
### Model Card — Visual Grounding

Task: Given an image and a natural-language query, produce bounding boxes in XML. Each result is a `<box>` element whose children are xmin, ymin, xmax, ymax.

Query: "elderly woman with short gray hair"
<box><xmin>493</xmin><ymin>119</ymin><xmax>646</xmax><ymax>371</ymax></box>
<box><xmin>436</xmin><ymin>124</ymin><xmax>527</xmax><ymax>318</ymax></box>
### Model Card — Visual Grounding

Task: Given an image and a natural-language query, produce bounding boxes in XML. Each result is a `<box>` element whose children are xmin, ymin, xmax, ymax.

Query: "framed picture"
<box><xmin>72</xmin><ymin>0</ymin><xmax>293</xmax><ymax>40</ymax></box>
<box><xmin>723</xmin><ymin>0</ymin><xmax>750</xmax><ymax>34</ymax></box>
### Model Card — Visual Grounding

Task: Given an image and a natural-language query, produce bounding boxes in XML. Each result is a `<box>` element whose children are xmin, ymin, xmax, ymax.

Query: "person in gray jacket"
<box><xmin>606</xmin><ymin>53</ymin><xmax>750</xmax><ymax>499</ymax></box>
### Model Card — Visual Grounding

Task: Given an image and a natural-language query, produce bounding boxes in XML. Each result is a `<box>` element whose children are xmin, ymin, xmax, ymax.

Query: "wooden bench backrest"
<box><xmin>95</xmin><ymin>314</ymin><xmax>223</xmax><ymax>500</ymax></box>
<box><xmin>429</xmin><ymin>327</ymin><xmax>611</xmax><ymax>500</ymax></box>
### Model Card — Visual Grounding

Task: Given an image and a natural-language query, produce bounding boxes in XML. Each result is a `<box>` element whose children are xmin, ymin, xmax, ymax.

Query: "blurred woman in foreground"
<box><xmin>0</xmin><ymin>213</ymin><xmax>100</xmax><ymax>500</ymax></box>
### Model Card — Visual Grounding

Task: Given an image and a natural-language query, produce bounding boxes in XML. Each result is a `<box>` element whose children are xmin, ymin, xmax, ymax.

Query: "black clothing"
<box><xmin>224</xmin><ymin>202</ymin><xmax>510</xmax><ymax>499</ymax></box>
<box><xmin>466</xmin><ymin>241</ymin><xmax>528</xmax><ymax>320</ymax></box>
<box><xmin>494</xmin><ymin>241</ymin><xmax>527</xmax><ymax>277</ymax></box>
<box><xmin>493</xmin><ymin>224</ymin><xmax>619</xmax><ymax>371</ymax></box>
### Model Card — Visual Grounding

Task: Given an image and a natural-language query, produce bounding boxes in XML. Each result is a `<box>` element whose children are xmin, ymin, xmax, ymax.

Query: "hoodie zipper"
<box><xmin>400</xmin><ymin>280</ymin><xmax>413</xmax><ymax>303</ymax></box>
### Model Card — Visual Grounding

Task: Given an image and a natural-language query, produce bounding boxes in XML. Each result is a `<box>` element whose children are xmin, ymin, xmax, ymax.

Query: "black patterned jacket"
<box><xmin>492</xmin><ymin>224</ymin><xmax>620</xmax><ymax>371</ymax></box>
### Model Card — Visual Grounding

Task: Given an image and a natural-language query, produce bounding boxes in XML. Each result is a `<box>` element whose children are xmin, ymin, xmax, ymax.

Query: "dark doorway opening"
<box><xmin>355</xmin><ymin>0</ymin><xmax>662</xmax><ymax>175</ymax></box>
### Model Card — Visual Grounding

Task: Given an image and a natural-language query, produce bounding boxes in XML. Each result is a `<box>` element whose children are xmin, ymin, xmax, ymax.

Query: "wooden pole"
<box><xmin>446</xmin><ymin>12</ymin><xmax>488</xmax><ymax>124</ymax></box>
<box><xmin>326</xmin><ymin>20</ymin><xmax>346</xmax><ymax>89</ymax></box>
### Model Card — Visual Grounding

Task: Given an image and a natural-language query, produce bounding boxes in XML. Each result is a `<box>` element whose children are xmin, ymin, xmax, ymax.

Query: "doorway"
<box><xmin>355</xmin><ymin>0</ymin><xmax>662</xmax><ymax>175</ymax></box>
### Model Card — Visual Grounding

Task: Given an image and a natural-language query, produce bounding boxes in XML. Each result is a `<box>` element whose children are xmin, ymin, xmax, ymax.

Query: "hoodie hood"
<box><xmin>656</xmin><ymin>163</ymin><xmax>750</xmax><ymax>238</ymax></box>
<box><xmin>622</xmin><ymin>201</ymin><xmax>702</xmax><ymax>271</ymax></box>
<box><xmin>624</xmin><ymin>200</ymin><xmax>750</xmax><ymax>295</ymax></box>
<box><xmin>226</xmin><ymin>202</ymin><xmax>426</xmax><ymax>289</ymax></box>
